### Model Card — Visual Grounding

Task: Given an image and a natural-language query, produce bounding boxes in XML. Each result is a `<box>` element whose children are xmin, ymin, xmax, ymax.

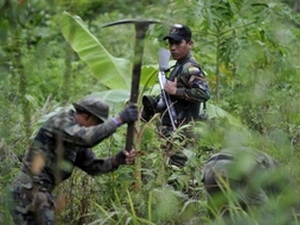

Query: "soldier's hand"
<box><xmin>119</xmin><ymin>104</ymin><xmax>138</xmax><ymax>124</ymax></box>
<box><xmin>114</xmin><ymin>149</ymin><xmax>136</xmax><ymax>165</ymax></box>
<box><xmin>164</xmin><ymin>78</ymin><xmax>178</xmax><ymax>95</ymax></box>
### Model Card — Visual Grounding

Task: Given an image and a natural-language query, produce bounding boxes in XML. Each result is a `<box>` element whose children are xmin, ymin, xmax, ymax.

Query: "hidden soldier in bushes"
<box><xmin>142</xmin><ymin>24</ymin><xmax>210</xmax><ymax>169</ymax></box>
<box><xmin>10</xmin><ymin>95</ymin><xmax>138</xmax><ymax>225</ymax></box>
<box><xmin>202</xmin><ymin>147</ymin><xmax>300</xmax><ymax>224</ymax></box>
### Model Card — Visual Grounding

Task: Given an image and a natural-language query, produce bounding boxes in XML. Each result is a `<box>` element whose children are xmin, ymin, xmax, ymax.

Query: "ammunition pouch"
<box><xmin>141</xmin><ymin>95</ymin><xmax>157</xmax><ymax>122</ymax></box>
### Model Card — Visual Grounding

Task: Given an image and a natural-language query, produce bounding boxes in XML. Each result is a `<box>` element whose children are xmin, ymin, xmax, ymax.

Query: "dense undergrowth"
<box><xmin>1</xmin><ymin>0</ymin><xmax>300</xmax><ymax>224</ymax></box>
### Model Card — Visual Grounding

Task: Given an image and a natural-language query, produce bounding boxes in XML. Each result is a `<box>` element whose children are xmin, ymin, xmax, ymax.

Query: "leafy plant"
<box><xmin>1</xmin><ymin>0</ymin><xmax>300</xmax><ymax>224</ymax></box>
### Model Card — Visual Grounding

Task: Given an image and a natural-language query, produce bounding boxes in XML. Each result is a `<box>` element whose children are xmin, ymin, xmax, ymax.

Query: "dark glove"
<box><xmin>115</xmin><ymin>150</ymin><xmax>126</xmax><ymax>165</ymax></box>
<box><xmin>119</xmin><ymin>104</ymin><xmax>138</xmax><ymax>123</ymax></box>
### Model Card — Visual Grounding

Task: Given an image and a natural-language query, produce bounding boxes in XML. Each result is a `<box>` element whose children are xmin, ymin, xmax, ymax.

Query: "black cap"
<box><xmin>163</xmin><ymin>24</ymin><xmax>192</xmax><ymax>41</ymax></box>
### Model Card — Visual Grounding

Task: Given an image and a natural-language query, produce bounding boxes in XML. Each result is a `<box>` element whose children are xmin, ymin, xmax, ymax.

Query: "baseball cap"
<box><xmin>163</xmin><ymin>24</ymin><xmax>192</xmax><ymax>41</ymax></box>
<box><xmin>73</xmin><ymin>96</ymin><xmax>109</xmax><ymax>122</ymax></box>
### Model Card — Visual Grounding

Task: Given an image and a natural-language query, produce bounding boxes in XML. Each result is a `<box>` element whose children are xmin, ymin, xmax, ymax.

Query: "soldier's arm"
<box><xmin>175</xmin><ymin>63</ymin><xmax>210</xmax><ymax>102</ymax></box>
<box><xmin>75</xmin><ymin>148</ymin><xmax>118</xmax><ymax>175</ymax></box>
<box><xmin>46</xmin><ymin>114</ymin><xmax>119</xmax><ymax>148</ymax></box>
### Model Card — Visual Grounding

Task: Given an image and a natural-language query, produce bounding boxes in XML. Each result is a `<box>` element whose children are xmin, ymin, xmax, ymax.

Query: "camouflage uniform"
<box><xmin>142</xmin><ymin>25</ymin><xmax>210</xmax><ymax>190</ymax></box>
<box><xmin>201</xmin><ymin>147</ymin><xmax>297</xmax><ymax>221</ymax></box>
<box><xmin>10</xmin><ymin>96</ymin><xmax>123</xmax><ymax>225</ymax></box>
<box><xmin>161</xmin><ymin>52</ymin><xmax>210</xmax><ymax>129</ymax></box>
<box><xmin>161</xmin><ymin>52</ymin><xmax>210</xmax><ymax>168</ymax></box>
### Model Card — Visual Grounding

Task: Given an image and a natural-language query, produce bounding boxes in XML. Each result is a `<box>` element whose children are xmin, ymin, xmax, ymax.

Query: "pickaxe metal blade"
<box><xmin>101</xmin><ymin>19</ymin><xmax>162</xmax><ymax>28</ymax></box>
<box><xmin>101</xmin><ymin>19</ymin><xmax>164</xmax><ymax>151</ymax></box>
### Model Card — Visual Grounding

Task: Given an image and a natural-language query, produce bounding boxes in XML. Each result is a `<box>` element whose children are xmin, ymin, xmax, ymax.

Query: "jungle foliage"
<box><xmin>1</xmin><ymin>0</ymin><xmax>300</xmax><ymax>224</ymax></box>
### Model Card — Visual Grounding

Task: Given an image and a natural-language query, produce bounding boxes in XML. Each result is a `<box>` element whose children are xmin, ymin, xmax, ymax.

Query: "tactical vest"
<box><xmin>162</xmin><ymin>56</ymin><xmax>203</xmax><ymax>127</ymax></box>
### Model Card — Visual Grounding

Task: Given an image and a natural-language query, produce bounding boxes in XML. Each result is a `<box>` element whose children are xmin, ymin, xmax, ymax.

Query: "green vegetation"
<box><xmin>1</xmin><ymin>0</ymin><xmax>300</xmax><ymax>224</ymax></box>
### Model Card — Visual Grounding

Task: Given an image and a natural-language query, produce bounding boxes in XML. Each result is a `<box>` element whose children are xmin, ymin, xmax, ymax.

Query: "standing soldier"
<box><xmin>10</xmin><ymin>95</ymin><xmax>138</xmax><ymax>225</ymax></box>
<box><xmin>142</xmin><ymin>24</ymin><xmax>210</xmax><ymax>169</ymax></box>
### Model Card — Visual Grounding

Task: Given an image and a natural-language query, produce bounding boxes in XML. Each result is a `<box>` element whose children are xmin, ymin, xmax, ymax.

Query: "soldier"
<box><xmin>201</xmin><ymin>147</ymin><xmax>299</xmax><ymax>223</ymax></box>
<box><xmin>10</xmin><ymin>95</ymin><xmax>138</xmax><ymax>225</ymax></box>
<box><xmin>142</xmin><ymin>24</ymin><xmax>210</xmax><ymax>169</ymax></box>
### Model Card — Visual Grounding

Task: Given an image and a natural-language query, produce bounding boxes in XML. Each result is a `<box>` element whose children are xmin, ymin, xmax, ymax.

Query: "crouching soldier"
<box><xmin>201</xmin><ymin>147</ymin><xmax>300</xmax><ymax>224</ymax></box>
<box><xmin>9</xmin><ymin>95</ymin><xmax>138</xmax><ymax>225</ymax></box>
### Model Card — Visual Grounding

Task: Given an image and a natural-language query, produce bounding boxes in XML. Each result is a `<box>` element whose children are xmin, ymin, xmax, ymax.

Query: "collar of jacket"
<box><xmin>176</xmin><ymin>52</ymin><xmax>192</xmax><ymax>64</ymax></box>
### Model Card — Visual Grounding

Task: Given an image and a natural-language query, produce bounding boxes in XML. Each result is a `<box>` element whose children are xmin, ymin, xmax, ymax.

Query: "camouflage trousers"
<box><xmin>10</xmin><ymin>176</ymin><xmax>55</xmax><ymax>225</ymax></box>
<box><xmin>159</xmin><ymin>125</ymin><xmax>195</xmax><ymax>169</ymax></box>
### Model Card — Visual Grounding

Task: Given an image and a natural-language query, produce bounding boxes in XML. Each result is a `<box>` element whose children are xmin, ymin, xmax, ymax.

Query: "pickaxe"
<box><xmin>101</xmin><ymin>19</ymin><xmax>162</xmax><ymax>151</ymax></box>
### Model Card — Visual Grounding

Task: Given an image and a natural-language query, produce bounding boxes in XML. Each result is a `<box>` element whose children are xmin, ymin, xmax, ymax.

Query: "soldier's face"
<box><xmin>168</xmin><ymin>39</ymin><xmax>192</xmax><ymax>60</ymax></box>
<box><xmin>85</xmin><ymin>115</ymin><xmax>103</xmax><ymax>126</ymax></box>
<box><xmin>77</xmin><ymin>113</ymin><xmax>102</xmax><ymax>127</ymax></box>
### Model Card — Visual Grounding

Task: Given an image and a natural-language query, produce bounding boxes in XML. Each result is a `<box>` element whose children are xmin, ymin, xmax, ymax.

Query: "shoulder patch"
<box><xmin>188</xmin><ymin>67</ymin><xmax>200</xmax><ymax>73</ymax></box>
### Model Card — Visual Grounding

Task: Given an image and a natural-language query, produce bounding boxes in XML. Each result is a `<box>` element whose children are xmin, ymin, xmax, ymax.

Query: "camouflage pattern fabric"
<box><xmin>11</xmin><ymin>173</ymin><xmax>55</xmax><ymax>225</ymax></box>
<box><xmin>162</xmin><ymin>52</ymin><xmax>210</xmax><ymax>128</ymax></box>
<box><xmin>170</xmin><ymin>53</ymin><xmax>210</xmax><ymax>103</ymax></box>
<box><xmin>201</xmin><ymin>147</ymin><xmax>296</xmax><ymax>219</ymax></box>
<box><xmin>160</xmin><ymin>52</ymin><xmax>210</xmax><ymax>169</ymax></box>
<box><xmin>10</xmin><ymin>108</ymin><xmax>120</xmax><ymax>225</ymax></box>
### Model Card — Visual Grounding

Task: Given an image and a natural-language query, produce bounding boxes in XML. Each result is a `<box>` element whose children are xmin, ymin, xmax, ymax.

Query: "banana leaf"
<box><xmin>206</xmin><ymin>102</ymin><xmax>245</xmax><ymax>129</ymax></box>
<box><xmin>59</xmin><ymin>11</ymin><xmax>247</xmax><ymax>131</ymax></box>
<box><xmin>60</xmin><ymin>11</ymin><xmax>131</xmax><ymax>90</ymax></box>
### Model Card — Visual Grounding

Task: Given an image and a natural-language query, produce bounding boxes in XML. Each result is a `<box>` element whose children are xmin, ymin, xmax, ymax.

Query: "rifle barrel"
<box><xmin>159</xmin><ymin>71</ymin><xmax>177</xmax><ymax>130</ymax></box>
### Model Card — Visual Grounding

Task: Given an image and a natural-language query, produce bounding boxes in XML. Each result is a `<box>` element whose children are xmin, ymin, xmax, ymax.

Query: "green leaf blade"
<box><xmin>60</xmin><ymin>11</ymin><xmax>132</xmax><ymax>90</ymax></box>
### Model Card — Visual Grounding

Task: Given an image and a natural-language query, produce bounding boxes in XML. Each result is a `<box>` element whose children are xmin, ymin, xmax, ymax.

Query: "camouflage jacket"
<box><xmin>163</xmin><ymin>52</ymin><xmax>210</xmax><ymax>126</ymax></box>
<box><xmin>17</xmin><ymin>109</ymin><xmax>119</xmax><ymax>192</ymax></box>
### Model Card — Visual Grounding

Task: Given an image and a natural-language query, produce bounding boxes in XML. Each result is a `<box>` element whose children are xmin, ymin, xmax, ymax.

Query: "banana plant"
<box><xmin>59</xmin><ymin>11</ymin><xmax>247</xmax><ymax>130</ymax></box>
<box><xmin>60</xmin><ymin>11</ymin><xmax>158</xmax><ymax>97</ymax></box>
